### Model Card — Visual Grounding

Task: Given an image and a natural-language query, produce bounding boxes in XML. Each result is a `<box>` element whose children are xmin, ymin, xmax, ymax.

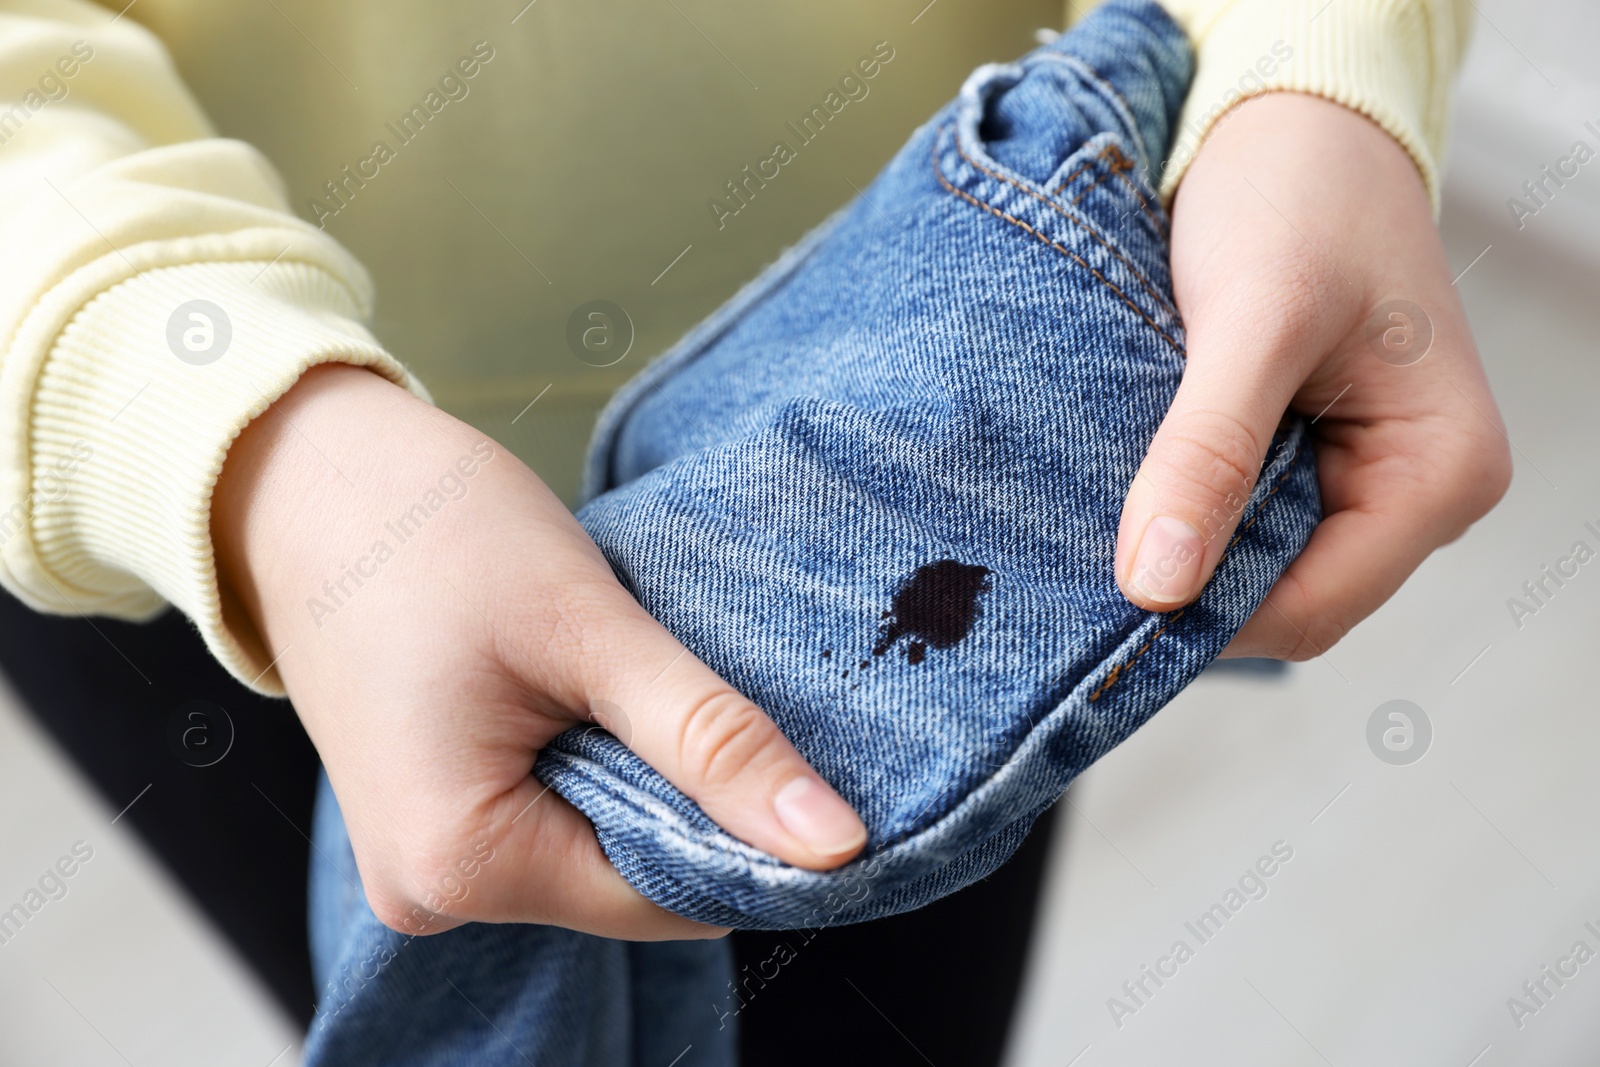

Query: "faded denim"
<box><xmin>304</xmin><ymin>772</ymin><xmax>735</xmax><ymax>1067</ymax></box>
<box><xmin>546</xmin><ymin>0</ymin><xmax>1317</xmax><ymax>930</ymax></box>
<box><xmin>304</xmin><ymin>3</ymin><xmax>1320</xmax><ymax>1062</ymax></box>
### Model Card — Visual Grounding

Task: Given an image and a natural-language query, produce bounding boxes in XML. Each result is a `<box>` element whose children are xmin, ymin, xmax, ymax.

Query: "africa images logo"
<box><xmin>307</xmin><ymin>41</ymin><xmax>497</xmax><ymax>228</ymax></box>
<box><xmin>707</xmin><ymin>41</ymin><xmax>896</xmax><ymax>231</ymax></box>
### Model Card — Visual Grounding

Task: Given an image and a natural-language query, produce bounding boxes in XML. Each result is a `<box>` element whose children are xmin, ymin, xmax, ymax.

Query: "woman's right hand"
<box><xmin>1116</xmin><ymin>93</ymin><xmax>1512</xmax><ymax>658</ymax></box>
<box><xmin>212</xmin><ymin>363</ymin><xmax>867</xmax><ymax>940</ymax></box>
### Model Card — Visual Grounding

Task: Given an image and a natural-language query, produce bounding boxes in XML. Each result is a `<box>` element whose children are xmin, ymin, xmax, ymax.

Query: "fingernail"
<box><xmin>774</xmin><ymin>777</ymin><xmax>867</xmax><ymax>857</ymax></box>
<box><xmin>1129</xmin><ymin>515</ymin><xmax>1205</xmax><ymax>605</ymax></box>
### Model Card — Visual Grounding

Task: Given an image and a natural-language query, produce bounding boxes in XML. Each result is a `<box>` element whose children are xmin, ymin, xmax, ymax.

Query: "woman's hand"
<box><xmin>213</xmin><ymin>364</ymin><xmax>867</xmax><ymax>940</ymax></box>
<box><xmin>1116</xmin><ymin>93</ymin><xmax>1512</xmax><ymax>658</ymax></box>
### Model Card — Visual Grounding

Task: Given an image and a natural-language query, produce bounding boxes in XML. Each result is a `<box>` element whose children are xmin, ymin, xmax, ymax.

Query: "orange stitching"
<box><xmin>1070</xmin><ymin>57</ymin><xmax>1148</xmax><ymax>167</ymax></box>
<box><xmin>1087</xmin><ymin>457</ymin><xmax>1303</xmax><ymax>703</ymax></box>
<box><xmin>1064</xmin><ymin>146</ymin><xmax>1132</xmax><ymax>204</ymax></box>
<box><xmin>1046</xmin><ymin>54</ymin><xmax>1174</xmax><ymax>237</ymax></box>
<box><xmin>1070</xmin><ymin>169</ymin><xmax>1111</xmax><ymax>205</ymax></box>
<box><xmin>1088</xmin><ymin>610</ymin><xmax>1184</xmax><ymax>702</ymax></box>
<box><xmin>1111</xmin><ymin>165</ymin><xmax>1167</xmax><ymax>236</ymax></box>
<box><xmin>931</xmin><ymin>128</ymin><xmax>1185</xmax><ymax>357</ymax></box>
<box><xmin>1101</xmin><ymin>142</ymin><xmax>1135</xmax><ymax>173</ymax></box>
<box><xmin>1224</xmin><ymin>459</ymin><xmax>1296</xmax><ymax>550</ymax></box>
<box><xmin>951</xmin><ymin>133</ymin><xmax>1177</xmax><ymax>322</ymax></box>
<box><xmin>1099</xmin><ymin>142</ymin><xmax>1167</xmax><ymax>237</ymax></box>
<box><xmin>1050</xmin><ymin>158</ymin><xmax>1098</xmax><ymax>197</ymax></box>
<box><xmin>1071</xmin><ymin>148</ymin><xmax>1165</xmax><ymax>236</ymax></box>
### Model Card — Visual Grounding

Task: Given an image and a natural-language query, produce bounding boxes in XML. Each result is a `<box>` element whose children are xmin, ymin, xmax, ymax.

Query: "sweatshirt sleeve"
<box><xmin>1145</xmin><ymin>0</ymin><xmax>1473</xmax><ymax>213</ymax></box>
<box><xmin>0</xmin><ymin>0</ymin><xmax>425</xmax><ymax>693</ymax></box>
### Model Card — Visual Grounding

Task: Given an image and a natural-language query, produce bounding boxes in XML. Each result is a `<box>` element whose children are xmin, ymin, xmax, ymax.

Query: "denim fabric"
<box><xmin>542</xmin><ymin>0</ymin><xmax>1320</xmax><ymax>930</ymax></box>
<box><xmin>303</xmin><ymin>771</ymin><xmax>736</xmax><ymax>1067</ymax></box>
<box><xmin>304</xmin><ymin>4</ymin><xmax>1320</xmax><ymax>1060</ymax></box>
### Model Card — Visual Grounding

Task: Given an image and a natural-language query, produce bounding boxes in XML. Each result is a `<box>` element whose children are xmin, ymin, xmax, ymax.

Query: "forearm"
<box><xmin>0</xmin><ymin>1</ymin><xmax>423</xmax><ymax>691</ymax></box>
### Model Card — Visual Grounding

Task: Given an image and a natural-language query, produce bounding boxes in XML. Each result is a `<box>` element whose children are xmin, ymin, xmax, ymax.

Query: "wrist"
<box><xmin>212</xmin><ymin>363</ymin><xmax>422</xmax><ymax>659</ymax></box>
<box><xmin>1156</xmin><ymin>0</ymin><xmax>1461</xmax><ymax>212</ymax></box>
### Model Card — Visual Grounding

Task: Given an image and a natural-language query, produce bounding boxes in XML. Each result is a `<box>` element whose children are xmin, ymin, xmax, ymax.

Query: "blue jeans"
<box><xmin>305</xmin><ymin>2</ymin><xmax>1319</xmax><ymax>1061</ymax></box>
<box><xmin>304</xmin><ymin>773</ymin><xmax>735</xmax><ymax>1066</ymax></box>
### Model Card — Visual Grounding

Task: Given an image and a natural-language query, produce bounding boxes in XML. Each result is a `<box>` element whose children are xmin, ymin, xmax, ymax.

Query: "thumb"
<box><xmin>1115</xmin><ymin>356</ymin><xmax>1294</xmax><ymax>611</ymax></box>
<box><xmin>575</xmin><ymin>601</ymin><xmax>868</xmax><ymax>872</ymax></box>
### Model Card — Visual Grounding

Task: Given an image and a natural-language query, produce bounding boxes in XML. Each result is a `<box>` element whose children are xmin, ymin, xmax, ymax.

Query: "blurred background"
<box><xmin>0</xmin><ymin>0</ymin><xmax>1596</xmax><ymax>1063</ymax></box>
<box><xmin>132</xmin><ymin>0</ymin><xmax>1059</xmax><ymax>505</ymax></box>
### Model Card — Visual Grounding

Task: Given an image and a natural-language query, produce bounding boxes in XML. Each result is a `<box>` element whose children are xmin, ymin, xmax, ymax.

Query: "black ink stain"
<box><xmin>874</xmin><ymin>559</ymin><xmax>992</xmax><ymax>663</ymax></box>
<box><xmin>821</xmin><ymin>649</ymin><xmax>832</xmax><ymax>659</ymax></box>
<box><xmin>858</xmin><ymin>660</ymin><xmax>870</xmax><ymax>670</ymax></box>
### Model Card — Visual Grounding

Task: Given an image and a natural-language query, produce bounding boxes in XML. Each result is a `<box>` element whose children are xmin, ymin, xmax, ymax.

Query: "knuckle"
<box><xmin>1428</xmin><ymin>428</ymin><xmax>1515</xmax><ymax>539</ymax></box>
<box><xmin>366</xmin><ymin>889</ymin><xmax>431</xmax><ymax>936</ymax></box>
<box><xmin>1252</xmin><ymin>617</ymin><xmax>1306</xmax><ymax>661</ymax></box>
<box><xmin>1154</xmin><ymin>409</ymin><xmax>1264</xmax><ymax>515</ymax></box>
<box><xmin>676</xmin><ymin>688</ymin><xmax>775</xmax><ymax>790</ymax></box>
<box><xmin>495</xmin><ymin>577</ymin><xmax>625</xmax><ymax>703</ymax></box>
<box><xmin>521</xmin><ymin>585</ymin><xmax>602</xmax><ymax>672</ymax></box>
<box><xmin>1281</xmin><ymin>615</ymin><xmax>1350</xmax><ymax>662</ymax></box>
<box><xmin>1258</xmin><ymin>572</ymin><xmax>1350</xmax><ymax>662</ymax></box>
<box><xmin>1465</xmin><ymin>434</ymin><xmax>1514</xmax><ymax>515</ymax></box>
<box><xmin>369</xmin><ymin>832</ymin><xmax>477</xmax><ymax>935</ymax></box>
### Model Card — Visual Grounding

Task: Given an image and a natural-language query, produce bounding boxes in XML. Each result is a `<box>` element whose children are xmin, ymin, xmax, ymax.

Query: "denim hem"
<box><xmin>538</xmin><ymin>422</ymin><xmax>1318</xmax><ymax>929</ymax></box>
<box><xmin>543</xmin><ymin>0</ymin><xmax>1314</xmax><ymax>931</ymax></box>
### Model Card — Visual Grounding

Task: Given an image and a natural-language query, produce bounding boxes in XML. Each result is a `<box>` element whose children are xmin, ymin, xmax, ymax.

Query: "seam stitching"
<box><xmin>1038</xmin><ymin>52</ymin><xmax>1172</xmax><ymax>237</ymax></box>
<box><xmin>1063</xmin><ymin>54</ymin><xmax>1152</xmax><ymax>172</ymax></box>
<box><xmin>1087</xmin><ymin>453</ymin><xmax>1303</xmax><ymax>703</ymax></box>
<box><xmin>951</xmin><ymin>132</ymin><xmax>1177</xmax><ymax>322</ymax></box>
<box><xmin>1100</xmin><ymin>142</ymin><xmax>1168</xmax><ymax>237</ymax></box>
<box><xmin>1070</xmin><ymin>169</ymin><xmax>1111</xmax><ymax>205</ymax></box>
<box><xmin>932</xmin><ymin>127</ymin><xmax>1184</xmax><ymax>357</ymax></box>
<box><xmin>1067</xmin><ymin>145</ymin><xmax>1164</xmax><ymax>238</ymax></box>
<box><xmin>1111</xmin><ymin>165</ymin><xmax>1168</xmax><ymax>236</ymax></box>
<box><xmin>1050</xmin><ymin>158</ymin><xmax>1098</xmax><ymax>196</ymax></box>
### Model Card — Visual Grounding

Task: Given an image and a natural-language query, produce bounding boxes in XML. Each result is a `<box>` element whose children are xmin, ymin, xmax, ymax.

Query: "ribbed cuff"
<box><xmin>1157</xmin><ymin>0</ymin><xmax>1465</xmax><ymax>215</ymax></box>
<box><xmin>15</xmin><ymin>259</ymin><xmax>425</xmax><ymax>693</ymax></box>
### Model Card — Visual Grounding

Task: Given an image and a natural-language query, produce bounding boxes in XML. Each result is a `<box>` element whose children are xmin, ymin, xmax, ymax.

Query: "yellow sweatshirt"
<box><xmin>0</xmin><ymin>0</ymin><xmax>1471</xmax><ymax>692</ymax></box>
